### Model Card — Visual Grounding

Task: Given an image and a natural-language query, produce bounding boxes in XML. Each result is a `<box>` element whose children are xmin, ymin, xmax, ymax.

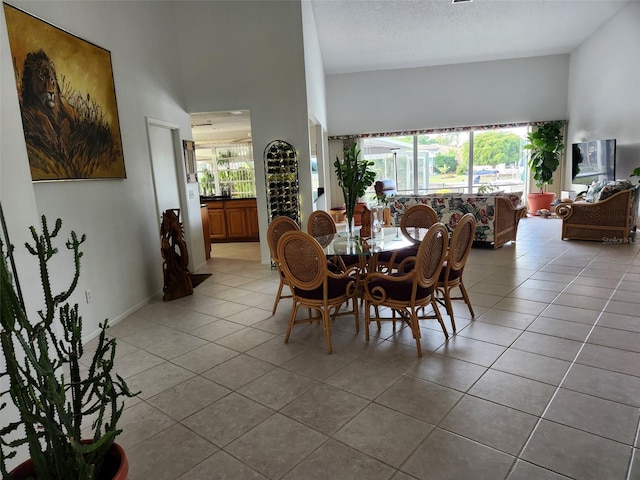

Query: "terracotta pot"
<box><xmin>527</xmin><ymin>192</ymin><xmax>555</xmax><ymax>215</ymax></box>
<box><xmin>9</xmin><ymin>442</ymin><xmax>128</xmax><ymax>480</ymax></box>
<box><xmin>353</xmin><ymin>202</ymin><xmax>368</xmax><ymax>226</ymax></box>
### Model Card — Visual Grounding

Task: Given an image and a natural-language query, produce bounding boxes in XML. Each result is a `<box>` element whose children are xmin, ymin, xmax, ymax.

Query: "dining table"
<box><xmin>313</xmin><ymin>226</ymin><xmax>417</xmax><ymax>274</ymax></box>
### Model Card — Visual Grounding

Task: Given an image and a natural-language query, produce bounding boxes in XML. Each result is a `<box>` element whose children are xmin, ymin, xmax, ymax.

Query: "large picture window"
<box><xmin>362</xmin><ymin>126</ymin><xmax>527</xmax><ymax>196</ymax></box>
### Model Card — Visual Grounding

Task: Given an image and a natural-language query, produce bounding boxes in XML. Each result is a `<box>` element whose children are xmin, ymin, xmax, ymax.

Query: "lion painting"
<box><xmin>21</xmin><ymin>49</ymin><xmax>76</xmax><ymax>156</ymax></box>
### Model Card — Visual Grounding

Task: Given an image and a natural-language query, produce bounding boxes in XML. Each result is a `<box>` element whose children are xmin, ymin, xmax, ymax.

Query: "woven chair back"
<box><xmin>401</xmin><ymin>204</ymin><xmax>439</xmax><ymax>244</ymax></box>
<box><xmin>267</xmin><ymin>216</ymin><xmax>299</xmax><ymax>262</ymax></box>
<box><xmin>448</xmin><ymin>213</ymin><xmax>476</xmax><ymax>272</ymax></box>
<box><xmin>278</xmin><ymin>231</ymin><xmax>325</xmax><ymax>291</ymax></box>
<box><xmin>308</xmin><ymin>210</ymin><xmax>337</xmax><ymax>248</ymax></box>
<box><xmin>414</xmin><ymin>222</ymin><xmax>448</xmax><ymax>289</ymax></box>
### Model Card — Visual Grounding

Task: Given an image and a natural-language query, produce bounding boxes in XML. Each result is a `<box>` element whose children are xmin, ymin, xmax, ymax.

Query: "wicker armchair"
<box><xmin>555</xmin><ymin>186</ymin><xmax>639</xmax><ymax>242</ymax></box>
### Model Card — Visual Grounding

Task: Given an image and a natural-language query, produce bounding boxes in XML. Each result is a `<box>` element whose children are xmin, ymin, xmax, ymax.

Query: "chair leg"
<box><xmin>443</xmin><ymin>286</ymin><xmax>456</xmax><ymax>333</ymax></box>
<box><xmin>410</xmin><ymin>311</ymin><xmax>422</xmax><ymax>357</ymax></box>
<box><xmin>323</xmin><ymin>309</ymin><xmax>333</xmax><ymax>354</ymax></box>
<box><xmin>272</xmin><ymin>280</ymin><xmax>285</xmax><ymax>315</ymax></box>
<box><xmin>432</xmin><ymin>299</ymin><xmax>449</xmax><ymax>339</ymax></box>
<box><xmin>284</xmin><ymin>302</ymin><xmax>299</xmax><ymax>344</ymax></box>
<box><xmin>364</xmin><ymin>301</ymin><xmax>372</xmax><ymax>341</ymax></box>
<box><xmin>459</xmin><ymin>282</ymin><xmax>475</xmax><ymax>318</ymax></box>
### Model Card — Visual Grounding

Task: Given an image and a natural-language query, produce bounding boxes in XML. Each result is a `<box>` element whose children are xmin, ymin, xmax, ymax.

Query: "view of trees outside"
<box><xmin>195</xmin><ymin>145</ymin><xmax>256</xmax><ymax>198</ymax></box>
<box><xmin>362</xmin><ymin>127</ymin><xmax>527</xmax><ymax>195</ymax></box>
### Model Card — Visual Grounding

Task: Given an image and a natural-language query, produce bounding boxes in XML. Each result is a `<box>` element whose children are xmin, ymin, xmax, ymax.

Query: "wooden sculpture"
<box><xmin>359</xmin><ymin>205</ymin><xmax>371</xmax><ymax>238</ymax></box>
<box><xmin>160</xmin><ymin>209</ymin><xmax>193</xmax><ymax>301</ymax></box>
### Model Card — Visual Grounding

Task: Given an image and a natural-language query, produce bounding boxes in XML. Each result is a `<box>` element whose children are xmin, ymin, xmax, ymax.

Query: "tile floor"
<box><xmin>97</xmin><ymin>217</ymin><xmax>640</xmax><ymax>479</ymax></box>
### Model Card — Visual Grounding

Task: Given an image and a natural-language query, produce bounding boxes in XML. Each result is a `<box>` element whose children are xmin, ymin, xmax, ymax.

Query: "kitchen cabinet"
<box><xmin>203</xmin><ymin>198</ymin><xmax>258</xmax><ymax>242</ymax></box>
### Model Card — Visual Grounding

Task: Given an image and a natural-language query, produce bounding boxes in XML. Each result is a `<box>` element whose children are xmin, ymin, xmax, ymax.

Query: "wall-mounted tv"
<box><xmin>572</xmin><ymin>139</ymin><xmax>616</xmax><ymax>186</ymax></box>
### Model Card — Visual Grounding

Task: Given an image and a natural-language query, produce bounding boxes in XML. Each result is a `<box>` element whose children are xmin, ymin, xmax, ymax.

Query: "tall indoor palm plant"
<box><xmin>334</xmin><ymin>143</ymin><xmax>376</xmax><ymax>237</ymax></box>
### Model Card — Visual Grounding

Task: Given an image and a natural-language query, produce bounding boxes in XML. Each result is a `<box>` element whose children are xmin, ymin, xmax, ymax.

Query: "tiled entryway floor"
<box><xmin>102</xmin><ymin>217</ymin><xmax>640</xmax><ymax>479</ymax></box>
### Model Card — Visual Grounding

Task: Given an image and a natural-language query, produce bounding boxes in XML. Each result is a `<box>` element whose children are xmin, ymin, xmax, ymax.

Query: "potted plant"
<box><xmin>0</xmin><ymin>212</ymin><xmax>137</xmax><ymax>479</ymax></box>
<box><xmin>334</xmin><ymin>143</ymin><xmax>376</xmax><ymax>237</ymax></box>
<box><xmin>524</xmin><ymin>121</ymin><xmax>564</xmax><ymax>215</ymax></box>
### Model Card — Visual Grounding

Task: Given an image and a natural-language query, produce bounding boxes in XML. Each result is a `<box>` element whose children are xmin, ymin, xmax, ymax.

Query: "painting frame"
<box><xmin>183</xmin><ymin>140</ymin><xmax>197</xmax><ymax>184</ymax></box>
<box><xmin>3</xmin><ymin>3</ymin><xmax>126</xmax><ymax>181</ymax></box>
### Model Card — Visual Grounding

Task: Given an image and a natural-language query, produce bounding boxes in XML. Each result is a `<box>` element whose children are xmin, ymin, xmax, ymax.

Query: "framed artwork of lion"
<box><xmin>3</xmin><ymin>3</ymin><xmax>126</xmax><ymax>181</ymax></box>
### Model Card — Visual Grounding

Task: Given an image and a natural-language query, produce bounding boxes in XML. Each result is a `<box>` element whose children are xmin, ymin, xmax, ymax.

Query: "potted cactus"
<box><xmin>0</xmin><ymin>210</ymin><xmax>137</xmax><ymax>479</ymax></box>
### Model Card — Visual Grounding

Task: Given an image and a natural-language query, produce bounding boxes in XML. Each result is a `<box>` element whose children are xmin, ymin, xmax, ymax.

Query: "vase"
<box><xmin>346</xmin><ymin>215</ymin><xmax>356</xmax><ymax>241</ymax></box>
<box><xmin>9</xmin><ymin>442</ymin><xmax>128</xmax><ymax>480</ymax></box>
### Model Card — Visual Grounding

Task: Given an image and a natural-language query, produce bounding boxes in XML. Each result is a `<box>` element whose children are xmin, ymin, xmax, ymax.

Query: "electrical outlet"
<box><xmin>85</xmin><ymin>289</ymin><xmax>93</xmax><ymax>303</ymax></box>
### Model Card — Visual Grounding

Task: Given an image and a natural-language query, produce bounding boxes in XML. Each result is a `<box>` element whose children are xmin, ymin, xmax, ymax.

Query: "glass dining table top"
<box><xmin>314</xmin><ymin>227</ymin><xmax>417</xmax><ymax>256</ymax></box>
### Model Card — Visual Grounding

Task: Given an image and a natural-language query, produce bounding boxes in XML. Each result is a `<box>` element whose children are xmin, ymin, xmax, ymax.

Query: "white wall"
<box><xmin>566</xmin><ymin>2</ymin><xmax>640</xmax><ymax>190</ymax></box>
<box><xmin>326</xmin><ymin>55</ymin><xmax>570</xmax><ymax>136</ymax></box>
<box><xmin>1</xmin><ymin>1</ymin><xmax>198</xmax><ymax>344</ymax></box>
<box><xmin>173</xmin><ymin>1</ymin><xmax>313</xmax><ymax>264</ymax></box>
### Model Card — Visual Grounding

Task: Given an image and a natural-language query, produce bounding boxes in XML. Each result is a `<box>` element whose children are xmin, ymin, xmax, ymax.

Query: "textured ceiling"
<box><xmin>310</xmin><ymin>0</ymin><xmax>632</xmax><ymax>75</ymax></box>
<box><xmin>193</xmin><ymin>0</ymin><xmax>632</xmax><ymax>143</ymax></box>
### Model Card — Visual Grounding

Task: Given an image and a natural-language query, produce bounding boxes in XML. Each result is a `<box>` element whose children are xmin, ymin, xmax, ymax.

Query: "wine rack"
<box><xmin>264</xmin><ymin>140</ymin><xmax>300</xmax><ymax>224</ymax></box>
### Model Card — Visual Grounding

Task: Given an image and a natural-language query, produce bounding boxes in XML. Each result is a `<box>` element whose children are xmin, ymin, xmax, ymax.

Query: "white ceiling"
<box><xmin>192</xmin><ymin>0</ymin><xmax>632</xmax><ymax>144</ymax></box>
<box><xmin>311</xmin><ymin>0</ymin><xmax>632</xmax><ymax>75</ymax></box>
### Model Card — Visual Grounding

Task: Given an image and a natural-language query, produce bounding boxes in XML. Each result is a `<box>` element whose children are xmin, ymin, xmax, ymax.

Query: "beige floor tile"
<box><xmin>577</xmin><ymin>343</ymin><xmax>640</xmax><ymax>377</ymax></box>
<box><xmin>146</xmin><ymin>376</ymin><xmax>231</xmax><ymax>421</ymax></box>
<box><xmin>469</xmin><ymin>369</ymin><xmax>557</xmax><ymax>416</ymax></box>
<box><xmin>238</xmin><ymin>368</ymin><xmax>317</xmax><ymax>410</ymax></box>
<box><xmin>597</xmin><ymin>311</ymin><xmax>640</xmax><ymax>333</ymax></box>
<box><xmin>526</xmin><ymin>316</ymin><xmax>592</xmax><ymax>342</ymax></box>
<box><xmin>282</xmin><ymin>439</ymin><xmax>395</xmax><ymax>480</ymax></box>
<box><xmin>457</xmin><ymin>321</ymin><xmax>523</xmax><ymax>346</ymax></box>
<box><xmin>126</xmin><ymin>362</ymin><xmax>195</xmax><ymax>399</ymax></box>
<box><xmin>508</xmin><ymin>460</ymin><xmax>571</xmax><ymax>480</ymax></box>
<box><xmin>562</xmin><ymin>363</ymin><xmax>640</xmax><ymax>407</ymax></box>
<box><xmin>171</xmin><ymin>342</ymin><xmax>239</xmax><ymax>373</ymax></box>
<box><xmin>440</xmin><ymin>395</ymin><xmax>538</xmax><ymax>455</ymax></box>
<box><xmin>508</xmin><ymin>286</ymin><xmax>558</xmax><ymax>303</ymax></box>
<box><xmin>113</xmin><ymin>348</ymin><xmax>165</xmax><ymax>379</ymax></box>
<box><xmin>562</xmin><ymin>283</ymin><xmax>615</xmax><ymax>299</ymax></box>
<box><xmin>407</xmin><ymin>353</ymin><xmax>487</xmax><ymax>392</ymax></box>
<box><xmin>281</xmin><ymin>348</ymin><xmax>355</xmax><ymax>381</ymax></box>
<box><xmin>127</xmin><ymin>423</ymin><xmax>217</xmax><ymax>480</ymax></box>
<box><xmin>402</xmin><ymin>428</ymin><xmax>515</xmax><ymax>480</ymax></box>
<box><xmin>225</xmin><ymin>306</ymin><xmax>275</xmax><ymax>326</ymax></box>
<box><xmin>551</xmin><ymin>292</ymin><xmax>608</xmax><ymax>311</ymax></box>
<box><xmin>588</xmin><ymin>326</ymin><xmax>640</xmax><ymax>353</ymax></box>
<box><xmin>189</xmin><ymin>318</ymin><xmax>245</xmax><ymax>341</ymax></box>
<box><xmin>325</xmin><ymin>360</ymin><xmax>402</xmax><ymax>400</ymax></box>
<box><xmin>492</xmin><ymin>349</ymin><xmax>571</xmax><ymax>386</ymax></box>
<box><xmin>522</xmin><ymin>420</ymin><xmax>631</xmax><ymax>480</ymax></box>
<box><xmin>214</xmin><ymin>326</ymin><xmax>277</xmax><ymax>352</ymax></box>
<box><xmin>544</xmin><ymin>388</ymin><xmax>639</xmax><ymax>444</ymax></box>
<box><xmin>376</xmin><ymin>376</ymin><xmax>462</xmax><ymax>425</ymax></box>
<box><xmin>477</xmin><ymin>308</ymin><xmax>537</xmax><ymax>330</ymax></box>
<box><xmin>226</xmin><ymin>414</ymin><xmax>327</xmax><ymax>479</ymax></box>
<box><xmin>335</xmin><ymin>403</ymin><xmax>432</xmax><ymax>467</ymax></box>
<box><xmin>247</xmin><ymin>335</ymin><xmax>309</xmax><ymax>365</ymax></box>
<box><xmin>182</xmin><ymin>392</ymin><xmax>274</xmax><ymax>447</ymax></box>
<box><xmin>281</xmin><ymin>383</ymin><xmax>369</xmax><ymax>435</ymax></box>
<box><xmin>511</xmin><ymin>331</ymin><xmax>583</xmax><ymax>361</ymax></box>
<box><xmin>201</xmin><ymin>353</ymin><xmax>275</xmax><ymax>390</ymax></box>
<box><xmin>540</xmin><ymin>304</ymin><xmax>600</xmax><ymax>324</ymax></box>
<box><xmin>435</xmin><ymin>335</ymin><xmax>507</xmax><ymax>367</ymax></box>
<box><xmin>116</xmin><ymin>401</ymin><xmax>176</xmax><ymax>449</ymax></box>
<box><xmin>177</xmin><ymin>451</ymin><xmax>267</xmax><ymax>480</ymax></box>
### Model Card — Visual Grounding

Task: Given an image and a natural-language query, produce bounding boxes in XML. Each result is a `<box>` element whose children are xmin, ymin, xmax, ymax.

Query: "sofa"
<box><xmin>389</xmin><ymin>192</ymin><xmax>526</xmax><ymax>249</ymax></box>
<box><xmin>555</xmin><ymin>180</ymin><xmax>639</xmax><ymax>242</ymax></box>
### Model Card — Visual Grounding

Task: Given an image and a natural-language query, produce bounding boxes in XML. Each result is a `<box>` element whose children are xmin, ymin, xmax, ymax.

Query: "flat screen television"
<box><xmin>572</xmin><ymin>139</ymin><xmax>616</xmax><ymax>186</ymax></box>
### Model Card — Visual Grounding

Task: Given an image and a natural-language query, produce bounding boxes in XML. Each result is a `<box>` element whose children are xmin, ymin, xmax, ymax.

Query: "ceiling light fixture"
<box><xmin>452</xmin><ymin>0</ymin><xmax>472</xmax><ymax>3</ymax></box>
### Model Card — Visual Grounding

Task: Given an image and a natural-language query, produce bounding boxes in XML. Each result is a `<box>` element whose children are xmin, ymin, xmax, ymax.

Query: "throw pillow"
<box><xmin>584</xmin><ymin>181</ymin><xmax>605</xmax><ymax>203</ymax></box>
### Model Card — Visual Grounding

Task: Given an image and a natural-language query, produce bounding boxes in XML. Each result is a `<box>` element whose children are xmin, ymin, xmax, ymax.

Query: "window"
<box><xmin>362</xmin><ymin>126</ymin><xmax>527</xmax><ymax>196</ymax></box>
<box><xmin>196</xmin><ymin>144</ymin><xmax>256</xmax><ymax>198</ymax></box>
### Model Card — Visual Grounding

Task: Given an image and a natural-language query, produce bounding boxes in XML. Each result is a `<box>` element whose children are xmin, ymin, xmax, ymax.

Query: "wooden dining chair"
<box><xmin>362</xmin><ymin>222</ymin><xmax>449</xmax><ymax>357</ymax></box>
<box><xmin>436</xmin><ymin>213</ymin><xmax>476</xmax><ymax>332</ymax></box>
<box><xmin>277</xmin><ymin>230</ymin><xmax>359</xmax><ymax>354</ymax></box>
<box><xmin>307</xmin><ymin>210</ymin><xmax>337</xmax><ymax>246</ymax></box>
<box><xmin>267</xmin><ymin>216</ymin><xmax>299</xmax><ymax>315</ymax></box>
<box><xmin>377</xmin><ymin>204</ymin><xmax>439</xmax><ymax>273</ymax></box>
